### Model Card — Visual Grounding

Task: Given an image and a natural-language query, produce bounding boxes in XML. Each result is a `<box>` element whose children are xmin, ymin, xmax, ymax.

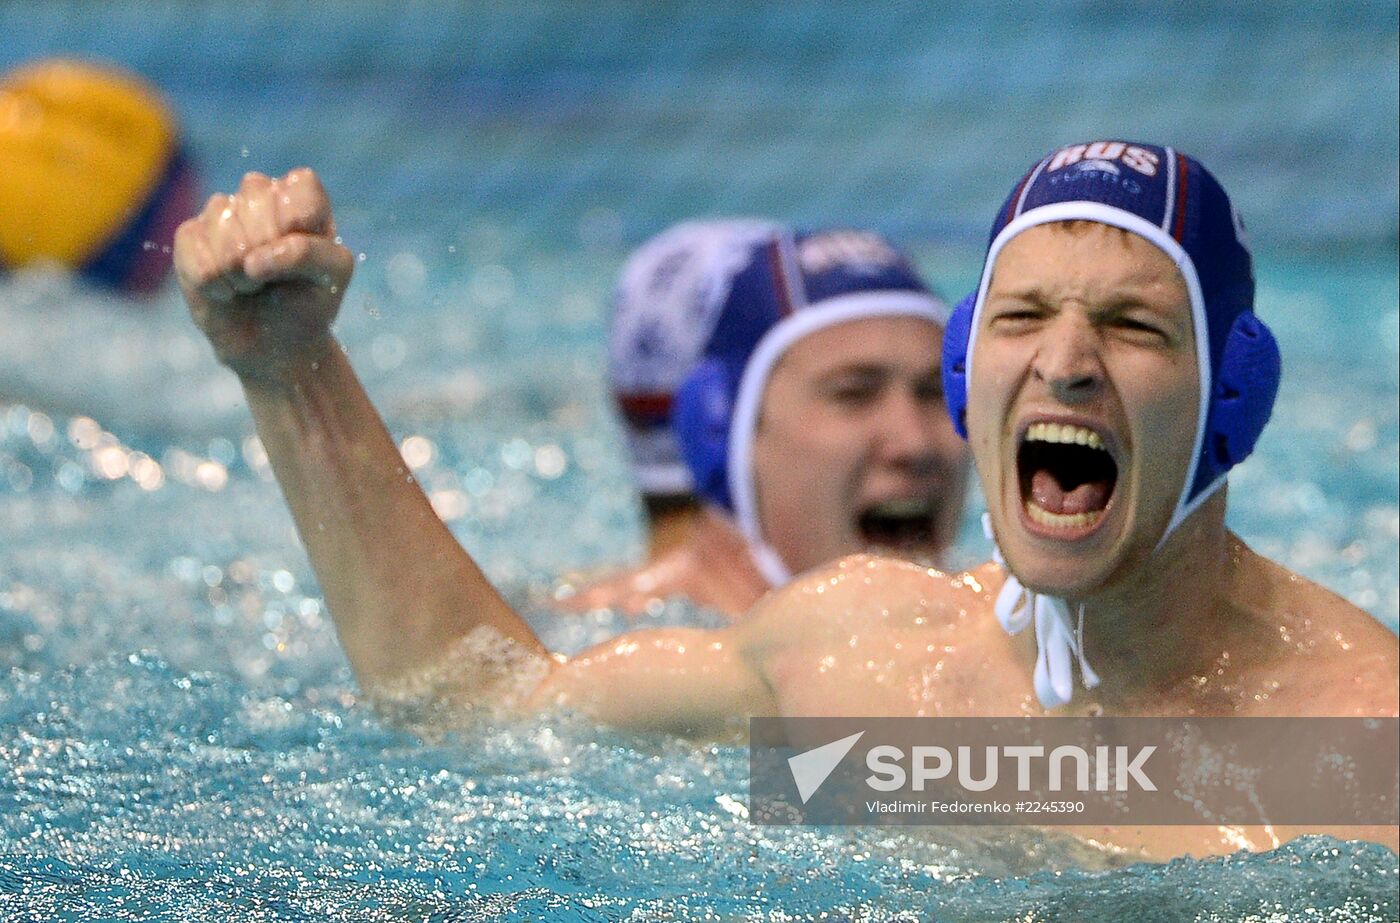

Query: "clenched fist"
<box><xmin>174</xmin><ymin>168</ymin><xmax>354</xmax><ymax>384</ymax></box>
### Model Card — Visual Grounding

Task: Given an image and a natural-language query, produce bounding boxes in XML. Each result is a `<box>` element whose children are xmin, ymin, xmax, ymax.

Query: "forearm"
<box><xmin>241</xmin><ymin>338</ymin><xmax>546</xmax><ymax>687</ymax></box>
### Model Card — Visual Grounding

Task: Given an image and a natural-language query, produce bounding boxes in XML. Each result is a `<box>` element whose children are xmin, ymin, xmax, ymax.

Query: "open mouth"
<box><xmin>857</xmin><ymin>496</ymin><xmax>939</xmax><ymax>552</ymax></box>
<box><xmin>1017</xmin><ymin>422</ymin><xmax>1118</xmax><ymax>533</ymax></box>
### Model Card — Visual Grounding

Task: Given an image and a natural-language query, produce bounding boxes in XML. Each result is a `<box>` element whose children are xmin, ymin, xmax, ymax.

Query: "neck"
<box><xmin>645</xmin><ymin>496</ymin><xmax>704</xmax><ymax>558</ymax></box>
<box><xmin>688</xmin><ymin>506</ymin><xmax>772</xmax><ymax>582</ymax></box>
<box><xmin>673</xmin><ymin>505</ymin><xmax>785</xmax><ymax>593</ymax></box>
<box><xmin>1072</xmin><ymin>490</ymin><xmax>1237</xmax><ymax>701</ymax></box>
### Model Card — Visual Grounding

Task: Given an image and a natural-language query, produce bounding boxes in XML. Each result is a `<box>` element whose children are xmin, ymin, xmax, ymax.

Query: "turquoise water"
<box><xmin>1</xmin><ymin>3</ymin><xmax>1397</xmax><ymax>919</ymax></box>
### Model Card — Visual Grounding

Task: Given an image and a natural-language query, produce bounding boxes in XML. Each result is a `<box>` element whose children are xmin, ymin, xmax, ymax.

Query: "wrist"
<box><xmin>234</xmin><ymin>333</ymin><xmax>341</xmax><ymax>397</ymax></box>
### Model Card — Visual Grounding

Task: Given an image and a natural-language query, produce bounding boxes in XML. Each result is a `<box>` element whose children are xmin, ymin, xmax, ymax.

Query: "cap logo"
<box><xmin>1046</xmin><ymin>142</ymin><xmax>1160</xmax><ymax>177</ymax></box>
<box><xmin>1074</xmin><ymin>159</ymin><xmax>1121</xmax><ymax>175</ymax></box>
<box><xmin>797</xmin><ymin>230</ymin><xmax>903</xmax><ymax>275</ymax></box>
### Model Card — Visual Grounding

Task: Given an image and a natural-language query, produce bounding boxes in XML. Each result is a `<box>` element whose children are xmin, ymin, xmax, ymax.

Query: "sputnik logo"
<box><xmin>787</xmin><ymin>731</ymin><xmax>864</xmax><ymax>803</ymax></box>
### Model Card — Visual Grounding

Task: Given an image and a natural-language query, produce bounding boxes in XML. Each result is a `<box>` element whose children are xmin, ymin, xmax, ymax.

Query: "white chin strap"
<box><xmin>746</xmin><ymin>540</ymin><xmax>793</xmax><ymax>588</ymax></box>
<box><xmin>985</xmin><ymin>514</ymin><xmax>1100</xmax><ymax>709</ymax></box>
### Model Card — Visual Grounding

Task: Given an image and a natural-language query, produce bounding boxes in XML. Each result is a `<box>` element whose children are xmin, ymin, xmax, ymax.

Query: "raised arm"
<box><xmin>173</xmin><ymin>169</ymin><xmax>776</xmax><ymax>730</ymax></box>
<box><xmin>174</xmin><ymin>169</ymin><xmax>542</xmax><ymax>688</ymax></box>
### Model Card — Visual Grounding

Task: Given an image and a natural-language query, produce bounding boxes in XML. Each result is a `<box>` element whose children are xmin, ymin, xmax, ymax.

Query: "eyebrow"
<box><xmin>990</xmin><ymin>285</ymin><xmax>1184</xmax><ymax>317</ymax></box>
<box><xmin>817</xmin><ymin>363</ymin><xmax>889</xmax><ymax>381</ymax></box>
<box><xmin>985</xmin><ymin>287</ymin><xmax>1053</xmax><ymax>309</ymax></box>
<box><xmin>815</xmin><ymin>362</ymin><xmax>940</xmax><ymax>382</ymax></box>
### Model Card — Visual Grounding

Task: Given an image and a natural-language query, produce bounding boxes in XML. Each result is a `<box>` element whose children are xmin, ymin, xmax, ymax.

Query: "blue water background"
<box><xmin>0</xmin><ymin>3</ymin><xmax>1397</xmax><ymax>920</ymax></box>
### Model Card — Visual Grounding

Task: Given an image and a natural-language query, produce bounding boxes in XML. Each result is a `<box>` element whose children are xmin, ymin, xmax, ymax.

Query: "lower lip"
<box><xmin>1016</xmin><ymin>494</ymin><xmax>1113</xmax><ymax>542</ymax></box>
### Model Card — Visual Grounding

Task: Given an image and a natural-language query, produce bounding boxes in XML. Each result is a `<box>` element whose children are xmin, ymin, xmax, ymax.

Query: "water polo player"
<box><xmin>574</xmin><ymin>219</ymin><xmax>969</xmax><ymax>616</ymax></box>
<box><xmin>175</xmin><ymin>146</ymin><xmax>1395</xmax><ymax>858</ymax></box>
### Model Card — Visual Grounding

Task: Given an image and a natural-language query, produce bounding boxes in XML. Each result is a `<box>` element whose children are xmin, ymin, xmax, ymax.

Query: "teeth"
<box><xmin>1026</xmin><ymin>422</ymin><xmax>1104</xmax><ymax>451</ymax></box>
<box><xmin>1026</xmin><ymin>501</ymin><xmax>1103</xmax><ymax>530</ymax></box>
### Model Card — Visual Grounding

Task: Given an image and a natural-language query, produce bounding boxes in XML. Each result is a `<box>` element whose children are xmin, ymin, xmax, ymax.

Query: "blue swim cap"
<box><xmin>674</xmin><ymin>227</ymin><xmax>949</xmax><ymax>584</ymax></box>
<box><xmin>609</xmin><ymin>219</ymin><xmax>784</xmax><ymax>498</ymax></box>
<box><xmin>942</xmin><ymin>141</ymin><xmax>1280</xmax><ymax>539</ymax></box>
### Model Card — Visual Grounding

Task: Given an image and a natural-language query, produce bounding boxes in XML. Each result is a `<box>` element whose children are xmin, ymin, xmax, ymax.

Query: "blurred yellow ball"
<box><xmin>0</xmin><ymin>58</ymin><xmax>198</xmax><ymax>295</ymax></box>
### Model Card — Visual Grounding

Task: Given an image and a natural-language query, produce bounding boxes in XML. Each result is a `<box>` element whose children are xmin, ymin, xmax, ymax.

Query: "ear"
<box><xmin>673</xmin><ymin>358</ymin><xmax>737</xmax><ymax>510</ymax></box>
<box><xmin>1206</xmin><ymin>312</ymin><xmax>1281</xmax><ymax>471</ymax></box>
<box><xmin>941</xmin><ymin>291</ymin><xmax>977</xmax><ymax>440</ymax></box>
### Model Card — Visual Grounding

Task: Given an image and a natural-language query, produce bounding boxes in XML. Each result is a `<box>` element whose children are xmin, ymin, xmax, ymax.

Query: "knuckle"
<box><xmin>173</xmin><ymin>226</ymin><xmax>203</xmax><ymax>268</ymax></box>
<box><xmin>286</xmin><ymin>201</ymin><xmax>322</xmax><ymax>234</ymax></box>
<box><xmin>237</xmin><ymin>191</ymin><xmax>272</xmax><ymax>227</ymax></box>
<box><xmin>269</xmin><ymin>169</ymin><xmax>333</xmax><ymax>236</ymax></box>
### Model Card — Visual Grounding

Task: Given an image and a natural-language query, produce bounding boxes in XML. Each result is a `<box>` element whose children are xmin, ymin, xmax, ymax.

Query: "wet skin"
<box><xmin>176</xmin><ymin>171</ymin><xmax>1398</xmax><ymax>861</ymax></box>
<box><xmin>559</xmin><ymin>505</ymin><xmax>772</xmax><ymax>618</ymax></box>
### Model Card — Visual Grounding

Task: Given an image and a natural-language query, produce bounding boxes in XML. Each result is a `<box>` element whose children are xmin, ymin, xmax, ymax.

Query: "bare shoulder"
<box><xmin>743</xmin><ymin>554</ymin><xmax>1001</xmax><ymax>646</ymax></box>
<box><xmin>1241</xmin><ymin>539</ymin><xmax>1396</xmax><ymax>651</ymax></box>
<box><xmin>1234</xmin><ymin>538</ymin><xmax>1398</xmax><ymax>716</ymax></box>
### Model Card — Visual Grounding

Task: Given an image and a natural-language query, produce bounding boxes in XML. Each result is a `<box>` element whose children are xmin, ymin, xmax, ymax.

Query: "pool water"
<box><xmin>1</xmin><ymin>3</ymin><xmax>1396</xmax><ymax>920</ymax></box>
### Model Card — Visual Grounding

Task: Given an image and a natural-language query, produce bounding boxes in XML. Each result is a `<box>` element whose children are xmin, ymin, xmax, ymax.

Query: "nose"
<box><xmin>1033</xmin><ymin>314</ymin><xmax>1104</xmax><ymax>404</ymax></box>
<box><xmin>875</xmin><ymin>388</ymin><xmax>947</xmax><ymax>473</ymax></box>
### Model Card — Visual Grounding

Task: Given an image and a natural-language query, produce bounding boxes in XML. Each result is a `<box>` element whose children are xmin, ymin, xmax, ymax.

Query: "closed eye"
<box><xmin>820</xmin><ymin>369</ymin><xmax>887</xmax><ymax>406</ymax></box>
<box><xmin>827</xmin><ymin>383</ymin><xmax>882</xmax><ymax>405</ymax></box>
<box><xmin>913</xmin><ymin>373</ymin><xmax>944</xmax><ymax>404</ymax></box>
<box><xmin>1108</xmin><ymin>315</ymin><xmax>1171</xmax><ymax>345</ymax></box>
<box><xmin>987</xmin><ymin>307</ymin><xmax>1047</xmax><ymax>333</ymax></box>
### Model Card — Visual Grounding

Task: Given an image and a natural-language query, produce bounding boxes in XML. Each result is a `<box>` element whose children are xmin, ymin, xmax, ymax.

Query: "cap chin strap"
<box><xmin>746</xmin><ymin>539</ymin><xmax>792</xmax><ymax>588</ymax></box>
<box><xmin>985</xmin><ymin>514</ymin><xmax>1100</xmax><ymax>709</ymax></box>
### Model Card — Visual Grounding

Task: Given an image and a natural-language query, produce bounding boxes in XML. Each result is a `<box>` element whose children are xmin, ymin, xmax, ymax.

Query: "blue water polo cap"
<box><xmin>674</xmin><ymin>227</ymin><xmax>949</xmax><ymax>585</ymax></box>
<box><xmin>608</xmin><ymin>219</ymin><xmax>785</xmax><ymax>497</ymax></box>
<box><xmin>941</xmin><ymin>140</ymin><xmax>1279</xmax><ymax>539</ymax></box>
